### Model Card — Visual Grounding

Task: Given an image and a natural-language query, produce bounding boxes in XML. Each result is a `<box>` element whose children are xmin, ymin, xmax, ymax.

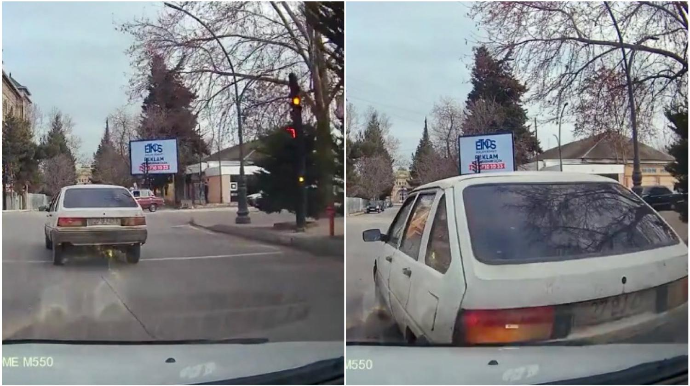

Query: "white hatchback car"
<box><xmin>363</xmin><ymin>172</ymin><xmax>688</xmax><ymax>346</ymax></box>
<box><xmin>43</xmin><ymin>184</ymin><xmax>148</xmax><ymax>265</ymax></box>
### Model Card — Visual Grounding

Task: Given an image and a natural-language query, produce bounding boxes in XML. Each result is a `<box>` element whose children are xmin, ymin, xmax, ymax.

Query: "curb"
<box><xmin>347</xmin><ymin>211</ymin><xmax>365</xmax><ymax>217</ymax></box>
<box><xmin>190</xmin><ymin>219</ymin><xmax>343</xmax><ymax>258</ymax></box>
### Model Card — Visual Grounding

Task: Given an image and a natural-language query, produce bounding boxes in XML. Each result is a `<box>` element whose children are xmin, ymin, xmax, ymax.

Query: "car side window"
<box><xmin>653</xmin><ymin>187</ymin><xmax>671</xmax><ymax>195</ymax></box>
<box><xmin>387</xmin><ymin>195</ymin><xmax>416</xmax><ymax>247</ymax></box>
<box><xmin>399</xmin><ymin>193</ymin><xmax>436</xmax><ymax>260</ymax></box>
<box><xmin>132</xmin><ymin>190</ymin><xmax>141</xmax><ymax>198</ymax></box>
<box><xmin>425</xmin><ymin>195</ymin><xmax>452</xmax><ymax>274</ymax></box>
<box><xmin>49</xmin><ymin>193</ymin><xmax>60</xmax><ymax>212</ymax></box>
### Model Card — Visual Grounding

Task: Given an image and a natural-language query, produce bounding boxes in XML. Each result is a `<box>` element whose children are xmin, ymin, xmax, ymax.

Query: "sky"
<box><xmin>346</xmin><ymin>1</ymin><xmax>578</xmax><ymax>167</ymax></box>
<box><xmin>2</xmin><ymin>1</ymin><xmax>162</xmax><ymax>164</ymax></box>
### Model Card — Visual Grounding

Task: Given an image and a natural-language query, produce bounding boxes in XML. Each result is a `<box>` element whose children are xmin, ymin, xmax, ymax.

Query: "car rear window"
<box><xmin>463</xmin><ymin>182</ymin><xmax>680</xmax><ymax>264</ymax></box>
<box><xmin>62</xmin><ymin>188</ymin><xmax>139</xmax><ymax>208</ymax></box>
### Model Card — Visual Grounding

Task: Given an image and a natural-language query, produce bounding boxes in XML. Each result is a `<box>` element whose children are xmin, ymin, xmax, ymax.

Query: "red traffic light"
<box><xmin>285</xmin><ymin>127</ymin><xmax>296</xmax><ymax>138</ymax></box>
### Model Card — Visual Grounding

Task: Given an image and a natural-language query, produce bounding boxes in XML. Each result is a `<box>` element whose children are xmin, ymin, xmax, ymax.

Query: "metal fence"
<box><xmin>3</xmin><ymin>193</ymin><xmax>49</xmax><ymax>211</ymax></box>
<box><xmin>346</xmin><ymin>197</ymin><xmax>368</xmax><ymax>215</ymax></box>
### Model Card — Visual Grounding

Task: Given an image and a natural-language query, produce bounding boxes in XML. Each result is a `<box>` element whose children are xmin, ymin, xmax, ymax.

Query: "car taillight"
<box><xmin>57</xmin><ymin>217</ymin><xmax>86</xmax><ymax>227</ymax></box>
<box><xmin>457</xmin><ymin>306</ymin><xmax>555</xmax><ymax>345</ymax></box>
<box><xmin>667</xmin><ymin>276</ymin><xmax>688</xmax><ymax>310</ymax></box>
<box><xmin>121</xmin><ymin>217</ymin><xmax>146</xmax><ymax>226</ymax></box>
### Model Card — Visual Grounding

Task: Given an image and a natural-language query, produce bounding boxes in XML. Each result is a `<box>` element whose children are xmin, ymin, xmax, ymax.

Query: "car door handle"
<box><xmin>385</xmin><ymin>256</ymin><xmax>393</xmax><ymax>262</ymax></box>
<box><xmin>402</xmin><ymin>268</ymin><xmax>411</xmax><ymax>277</ymax></box>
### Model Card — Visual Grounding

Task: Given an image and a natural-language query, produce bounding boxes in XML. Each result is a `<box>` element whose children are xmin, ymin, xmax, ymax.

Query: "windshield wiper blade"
<box><xmin>3</xmin><ymin>338</ymin><xmax>269</xmax><ymax>345</ymax></box>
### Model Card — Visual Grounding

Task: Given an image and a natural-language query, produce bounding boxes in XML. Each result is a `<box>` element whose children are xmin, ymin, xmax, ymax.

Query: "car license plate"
<box><xmin>572</xmin><ymin>290</ymin><xmax>656</xmax><ymax>327</ymax></box>
<box><xmin>87</xmin><ymin>218</ymin><xmax>120</xmax><ymax>226</ymax></box>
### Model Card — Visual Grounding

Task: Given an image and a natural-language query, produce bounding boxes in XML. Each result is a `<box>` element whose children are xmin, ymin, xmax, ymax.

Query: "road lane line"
<box><xmin>3</xmin><ymin>251</ymin><xmax>283</xmax><ymax>264</ymax></box>
<box><xmin>3</xmin><ymin>260</ymin><xmax>49</xmax><ymax>264</ymax></box>
<box><xmin>143</xmin><ymin>251</ymin><xmax>283</xmax><ymax>261</ymax></box>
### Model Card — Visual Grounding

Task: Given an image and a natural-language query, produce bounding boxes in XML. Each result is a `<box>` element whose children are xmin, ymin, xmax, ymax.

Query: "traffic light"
<box><xmin>288</xmin><ymin>73</ymin><xmax>302</xmax><ymax>112</ymax></box>
<box><xmin>288</xmin><ymin>72</ymin><xmax>306</xmax><ymax>231</ymax></box>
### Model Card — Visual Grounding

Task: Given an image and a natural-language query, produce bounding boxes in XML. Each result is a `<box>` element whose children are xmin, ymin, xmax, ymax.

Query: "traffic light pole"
<box><xmin>289</xmin><ymin>73</ymin><xmax>307</xmax><ymax>232</ymax></box>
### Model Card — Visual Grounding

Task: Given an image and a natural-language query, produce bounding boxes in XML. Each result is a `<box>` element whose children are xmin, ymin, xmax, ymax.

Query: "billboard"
<box><xmin>129</xmin><ymin>138</ymin><xmax>179</xmax><ymax>175</ymax></box>
<box><xmin>458</xmin><ymin>132</ymin><xmax>515</xmax><ymax>175</ymax></box>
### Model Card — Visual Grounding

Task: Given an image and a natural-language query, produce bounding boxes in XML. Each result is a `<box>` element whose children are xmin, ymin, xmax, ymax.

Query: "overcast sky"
<box><xmin>346</xmin><ymin>1</ymin><xmax>577</xmax><ymax>167</ymax></box>
<box><xmin>2</xmin><ymin>1</ymin><xmax>161</xmax><ymax>164</ymax></box>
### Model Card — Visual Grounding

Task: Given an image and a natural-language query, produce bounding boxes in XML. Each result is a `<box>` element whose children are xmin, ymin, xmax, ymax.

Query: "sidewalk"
<box><xmin>189</xmin><ymin>208</ymin><xmax>344</xmax><ymax>258</ymax></box>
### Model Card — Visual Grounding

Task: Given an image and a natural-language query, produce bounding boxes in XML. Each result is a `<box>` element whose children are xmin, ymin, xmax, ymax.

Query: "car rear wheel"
<box><xmin>126</xmin><ymin>245</ymin><xmax>141</xmax><ymax>264</ymax></box>
<box><xmin>45</xmin><ymin>233</ymin><xmax>53</xmax><ymax>250</ymax></box>
<box><xmin>149</xmin><ymin>204</ymin><xmax>157</xmax><ymax>212</ymax></box>
<box><xmin>52</xmin><ymin>243</ymin><xmax>64</xmax><ymax>266</ymax></box>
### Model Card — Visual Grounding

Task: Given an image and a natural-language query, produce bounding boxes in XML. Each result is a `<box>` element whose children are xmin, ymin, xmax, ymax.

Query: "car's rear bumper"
<box><xmin>555</xmin><ymin>302</ymin><xmax>687</xmax><ymax>345</ymax></box>
<box><xmin>52</xmin><ymin>227</ymin><xmax>147</xmax><ymax>246</ymax></box>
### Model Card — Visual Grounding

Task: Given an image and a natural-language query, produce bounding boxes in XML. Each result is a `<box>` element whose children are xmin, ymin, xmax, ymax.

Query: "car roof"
<box><xmin>412</xmin><ymin>171</ymin><xmax>621</xmax><ymax>192</ymax></box>
<box><xmin>63</xmin><ymin>184</ymin><xmax>127</xmax><ymax>190</ymax></box>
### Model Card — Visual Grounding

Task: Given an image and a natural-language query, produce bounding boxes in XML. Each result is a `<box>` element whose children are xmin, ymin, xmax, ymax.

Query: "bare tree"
<box><xmin>429</xmin><ymin>96</ymin><xmax>464</xmax><ymax>162</ymax></box>
<box><xmin>355</xmin><ymin>155</ymin><xmax>395</xmax><ymax>200</ymax></box>
<box><xmin>412</xmin><ymin>150</ymin><xmax>457</xmax><ymax>186</ymax></box>
<box><xmin>121</xmin><ymin>1</ymin><xmax>341</xmax><ymax>207</ymax></box>
<box><xmin>120</xmin><ymin>2</ymin><xmax>341</xmax><ymax>139</ymax></box>
<box><xmin>108</xmin><ymin>108</ymin><xmax>138</xmax><ymax>159</ymax></box>
<box><xmin>462</xmin><ymin>97</ymin><xmax>506</xmax><ymax>136</ymax></box>
<box><xmin>41</xmin><ymin>154</ymin><xmax>77</xmax><ymax>196</ymax></box>
<box><xmin>470</xmin><ymin>2</ymin><xmax>688</xmax><ymax>137</ymax></box>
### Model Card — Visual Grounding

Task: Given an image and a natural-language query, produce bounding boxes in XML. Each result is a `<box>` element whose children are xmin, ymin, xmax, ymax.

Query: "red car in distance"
<box><xmin>131</xmin><ymin>189</ymin><xmax>164</xmax><ymax>212</ymax></box>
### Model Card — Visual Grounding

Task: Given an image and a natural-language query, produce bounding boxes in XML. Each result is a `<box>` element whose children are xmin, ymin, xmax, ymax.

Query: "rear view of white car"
<box><xmin>364</xmin><ymin>172</ymin><xmax>688</xmax><ymax>346</ymax></box>
<box><xmin>43</xmin><ymin>185</ymin><xmax>148</xmax><ymax>265</ymax></box>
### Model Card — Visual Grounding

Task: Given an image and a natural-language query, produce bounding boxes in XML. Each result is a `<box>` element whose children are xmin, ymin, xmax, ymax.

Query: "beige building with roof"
<box><xmin>2</xmin><ymin>70</ymin><xmax>32</xmax><ymax>120</ymax></box>
<box><xmin>521</xmin><ymin>132</ymin><xmax>677</xmax><ymax>190</ymax></box>
<box><xmin>391</xmin><ymin>168</ymin><xmax>411</xmax><ymax>203</ymax></box>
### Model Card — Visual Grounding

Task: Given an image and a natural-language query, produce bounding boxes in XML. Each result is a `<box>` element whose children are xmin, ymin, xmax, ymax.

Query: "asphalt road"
<box><xmin>2</xmin><ymin>209</ymin><xmax>343</xmax><ymax>343</ymax></box>
<box><xmin>346</xmin><ymin>206</ymin><xmax>688</xmax><ymax>345</ymax></box>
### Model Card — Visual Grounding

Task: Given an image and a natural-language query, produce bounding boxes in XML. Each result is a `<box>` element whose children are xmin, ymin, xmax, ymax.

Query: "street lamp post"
<box><xmin>604</xmin><ymin>2</ymin><xmax>654</xmax><ymax>194</ymax></box>
<box><xmin>558</xmin><ymin>102</ymin><xmax>568</xmax><ymax>172</ymax></box>
<box><xmin>552</xmin><ymin>134</ymin><xmax>562</xmax><ymax>172</ymax></box>
<box><xmin>164</xmin><ymin>2</ymin><xmax>250</xmax><ymax>224</ymax></box>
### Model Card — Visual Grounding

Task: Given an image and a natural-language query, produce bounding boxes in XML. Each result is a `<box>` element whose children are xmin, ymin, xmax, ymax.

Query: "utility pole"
<box><xmin>144</xmin><ymin>158</ymin><xmax>150</xmax><ymax>190</ymax></box>
<box><xmin>534</xmin><ymin>117</ymin><xmax>539</xmax><ymax>171</ymax></box>
<box><xmin>289</xmin><ymin>73</ymin><xmax>307</xmax><ymax>232</ymax></box>
<box><xmin>558</xmin><ymin>102</ymin><xmax>568</xmax><ymax>172</ymax></box>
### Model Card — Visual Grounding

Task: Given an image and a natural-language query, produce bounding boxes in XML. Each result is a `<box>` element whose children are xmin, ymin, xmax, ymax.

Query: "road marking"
<box><xmin>3</xmin><ymin>251</ymin><xmax>283</xmax><ymax>265</ymax></box>
<box><xmin>3</xmin><ymin>260</ymin><xmax>49</xmax><ymax>264</ymax></box>
<box><xmin>143</xmin><ymin>251</ymin><xmax>283</xmax><ymax>261</ymax></box>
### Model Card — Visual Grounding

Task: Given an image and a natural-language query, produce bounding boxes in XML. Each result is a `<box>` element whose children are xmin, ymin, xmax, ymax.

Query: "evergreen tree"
<box><xmin>37</xmin><ymin>111</ymin><xmax>77</xmax><ymax>193</ymax></box>
<box><xmin>92</xmin><ymin>119</ymin><xmax>131</xmax><ymax>186</ymax></box>
<box><xmin>665</xmin><ymin>107</ymin><xmax>688</xmax><ymax>222</ymax></box>
<box><xmin>463</xmin><ymin>46</ymin><xmax>540</xmax><ymax>165</ymax></box>
<box><xmin>352</xmin><ymin>111</ymin><xmax>394</xmax><ymax>198</ymax></box>
<box><xmin>139</xmin><ymin>54</ymin><xmax>208</xmax><ymax>199</ymax></box>
<box><xmin>2</xmin><ymin>114</ymin><xmax>39</xmax><ymax>206</ymax></box>
<box><xmin>409</xmin><ymin>118</ymin><xmax>437</xmax><ymax>186</ymax></box>
<box><xmin>38</xmin><ymin>111</ymin><xmax>76</xmax><ymax>162</ymax></box>
<box><xmin>254</xmin><ymin>124</ymin><xmax>334</xmax><ymax>218</ymax></box>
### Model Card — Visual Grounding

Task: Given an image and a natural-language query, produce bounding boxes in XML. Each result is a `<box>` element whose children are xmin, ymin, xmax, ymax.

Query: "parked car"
<box><xmin>639</xmin><ymin>185</ymin><xmax>687</xmax><ymax>211</ymax></box>
<box><xmin>367</xmin><ymin>201</ymin><xmax>383</xmax><ymax>213</ymax></box>
<box><xmin>42</xmin><ymin>184</ymin><xmax>147</xmax><ymax>265</ymax></box>
<box><xmin>132</xmin><ymin>188</ymin><xmax>164</xmax><ymax>212</ymax></box>
<box><xmin>363</xmin><ymin>172</ymin><xmax>687</xmax><ymax>346</ymax></box>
